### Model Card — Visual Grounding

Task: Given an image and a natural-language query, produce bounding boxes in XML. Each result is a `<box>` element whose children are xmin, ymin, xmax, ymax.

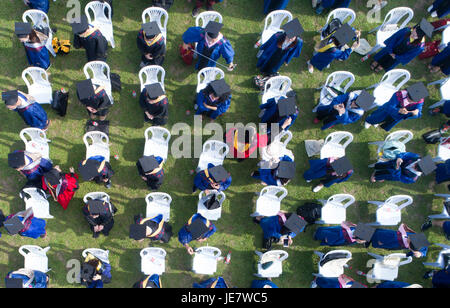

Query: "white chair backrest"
<box><xmin>197</xmin><ymin>67</ymin><xmax>225</xmax><ymax>93</ymax></box>
<box><xmin>264</xmin><ymin>75</ymin><xmax>292</xmax><ymax>96</ymax></box>
<box><xmin>139</xmin><ymin>65</ymin><xmax>166</xmax><ymax>91</ymax></box>
<box><xmin>199</xmin><ymin>190</ymin><xmax>226</xmax><ymax>205</ymax></box>
<box><xmin>19</xmin><ymin>245</ymin><xmax>50</xmax><ymax>272</ymax></box>
<box><xmin>142</xmin><ymin>7</ymin><xmax>168</xmax><ymax>34</ymax></box>
<box><xmin>22</xmin><ymin>67</ymin><xmax>51</xmax><ymax>89</ymax></box>
<box><xmin>260</xmin><ymin>186</ymin><xmax>288</xmax><ymax>201</ymax></box>
<box><xmin>196</xmin><ymin>246</ymin><xmax>221</xmax><ymax>259</ymax></box>
<box><xmin>264</xmin><ymin>10</ymin><xmax>293</xmax><ymax>32</ymax></box>
<box><xmin>83</xmin><ymin>131</ymin><xmax>109</xmax><ymax>149</ymax></box>
<box><xmin>145</xmin><ymin>192</ymin><xmax>172</xmax><ymax>221</ymax></box>
<box><xmin>381</xmin><ymin>253</ymin><xmax>412</xmax><ymax>268</ymax></box>
<box><xmin>83</xmin><ymin>192</ymin><xmax>110</xmax><ymax>204</ymax></box>
<box><xmin>196</xmin><ymin>11</ymin><xmax>223</xmax><ymax>28</ymax></box>
<box><xmin>23</xmin><ymin>9</ymin><xmax>49</xmax><ymax>28</ymax></box>
<box><xmin>274</xmin><ymin>130</ymin><xmax>293</xmax><ymax>148</ymax></box>
<box><xmin>85</xmin><ymin>1</ymin><xmax>112</xmax><ymax>23</ymax></box>
<box><xmin>19</xmin><ymin>128</ymin><xmax>50</xmax><ymax>158</ymax></box>
<box><xmin>84</xmin><ymin>61</ymin><xmax>111</xmax><ymax>84</ymax></box>
<box><xmin>326</xmin><ymin>8</ymin><xmax>356</xmax><ymax>26</ymax></box>
<box><xmin>82</xmin><ymin>248</ymin><xmax>110</xmax><ymax>264</ymax></box>
<box><xmin>381</xmin><ymin>7</ymin><xmax>414</xmax><ymax>31</ymax></box>
<box><xmin>379</xmin><ymin>69</ymin><xmax>410</xmax><ymax>90</ymax></box>
<box><xmin>324</xmin><ymin>131</ymin><xmax>354</xmax><ymax>148</ymax></box>
<box><xmin>202</xmin><ymin>140</ymin><xmax>229</xmax><ymax>157</ymax></box>
<box><xmin>317</xmin><ymin>250</ymin><xmax>352</xmax><ymax>277</ymax></box>
<box><xmin>20</xmin><ymin>187</ymin><xmax>53</xmax><ymax>219</ymax></box>
<box><xmin>145</xmin><ymin>126</ymin><xmax>171</xmax><ymax>145</ymax></box>
<box><xmin>326</xmin><ymin>194</ymin><xmax>355</xmax><ymax>209</ymax></box>
<box><xmin>259</xmin><ymin>250</ymin><xmax>289</xmax><ymax>263</ymax></box>
<box><xmin>325</xmin><ymin>71</ymin><xmax>355</xmax><ymax>93</ymax></box>
<box><xmin>384</xmin><ymin>195</ymin><xmax>413</xmax><ymax>210</ymax></box>
<box><xmin>385</xmin><ymin>130</ymin><xmax>413</xmax><ymax>145</ymax></box>
<box><xmin>140</xmin><ymin>247</ymin><xmax>166</xmax><ymax>275</ymax></box>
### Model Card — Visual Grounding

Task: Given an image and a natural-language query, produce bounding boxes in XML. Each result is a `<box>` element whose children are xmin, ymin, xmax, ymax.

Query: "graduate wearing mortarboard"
<box><xmin>312</xmin><ymin>0</ymin><xmax>351</xmax><ymax>15</ymax></box>
<box><xmin>304</xmin><ymin>156</ymin><xmax>353</xmax><ymax>193</ymax></box>
<box><xmin>15</xmin><ymin>22</ymin><xmax>50</xmax><ymax>70</ymax></box>
<box><xmin>369</xmin><ymin>19</ymin><xmax>433</xmax><ymax>73</ymax></box>
<box><xmin>259</xmin><ymin>96</ymin><xmax>299</xmax><ymax>135</ymax></box>
<box><xmin>314</xmin><ymin>222</ymin><xmax>374</xmax><ymax>247</ymax></box>
<box><xmin>77</xmin><ymin>79</ymin><xmax>112</xmax><ymax>121</ymax></box>
<box><xmin>2</xmin><ymin>208</ymin><xmax>46</xmax><ymax>239</ymax></box>
<box><xmin>136</xmin><ymin>155</ymin><xmax>165</xmax><ymax>190</ymax></box>
<box><xmin>129</xmin><ymin>213</ymin><xmax>173</xmax><ymax>243</ymax></box>
<box><xmin>139</xmin><ymin>83</ymin><xmax>169</xmax><ymax>126</ymax></box>
<box><xmin>195</xmin><ymin>78</ymin><xmax>232</xmax><ymax>119</ymax></box>
<box><xmin>82</xmin><ymin>199</ymin><xmax>117</xmax><ymax>239</ymax></box>
<box><xmin>71</xmin><ymin>15</ymin><xmax>108</xmax><ymax>62</ymax></box>
<box><xmin>178</xmin><ymin>213</ymin><xmax>217</xmax><ymax>255</ymax></box>
<box><xmin>313</xmin><ymin>275</ymin><xmax>365</xmax><ymax>288</ymax></box>
<box><xmin>3</xmin><ymin>90</ymin><xmax>50</xmax><ymax>130</ymax></box>
<box><xmin>256</xmin><ymin>18</ymin><xmax>303</xmax><ymax>76</ymax></box>
<box><xmin>24</xmin><ymin>0</ymin><xmax>50</xmax><ymax>13</ymax></box>
<box><xmin>41</xmin><ymin>166</ymin><xmax>79</xmax><ymax>210</ymax></box>
<box><xmin>224</xmin><ymin>126</ymin><xmax>268</xmax><ymax>161</ymax></box>
<box><xmin>137</xmin><ymin>22</ymin><xmax>166</xmax><ymax>68</ymax></box>
<box><xmin>5</xmin><ymin>269</ymin><xmax>49</xmax><ymax>288</ymax></box>
<box><xmin>251</xmin><ymin>157</ymin><xmax>295</xmax><ymax>187</ymax></box>
<box><xmin>364</xmin><ymin>82</ymin><xmax>428</xmax><ymax>132</ymax></box>
<box><xmin>133</xmin><ymin>274</ymin><xmax>161</xmax><ymax>288</ymax></box>
<box><xmin>193</xmin><ymin>277</ymin><xmax>228</xmax><ymax>288</ymax></box>
<box><xmin>78</xmin><ymin>156</ymin><xmax>114</xmax><ymax>188</ymax></box>
<box><xmin>263</xmin><ymin>0</ymin><xmax>290</xmax><ymax>15</ymax></box>
<box><xmin>182</xmin><ymin>21</ymin><xmax>235</xmax><ymax>71</ymax></box>
<box><xmin>80</xmin><ymin>252</ymin><xmax>112</xmax><ymax>288</ymax></box>
<box><xmin>429</xmin><ymin>43</ymin><xmax>450</xmax><ymax>76</ymax></box>
<box><xmin>193</xmin><ymin>164</ymin><xmax>232</xmax><ymax>193</ymax></box>
<box><xmin>8</xmin><ymin>150</ymin><xmax>53</xmax><ymax>183</ymax></box>
<box><xmin>429</xmin><ymin>0</ymin><xmax>450</xmax><ymax>18</ymax></box>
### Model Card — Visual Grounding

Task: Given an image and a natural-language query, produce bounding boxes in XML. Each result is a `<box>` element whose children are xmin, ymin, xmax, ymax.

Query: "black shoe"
<box><xmin>423</xmin><ymin>270</ymin><xmax>434</xmax><ymax>279</ymax></box>
<box><xmin>252</xmin><ymin>217</ymin><xmax>260</xmax><ymax>225</ymax></box>
<box><xmin>93</xmin><ymin>232</ymin><xmax>100</xmax><ymax>239</ymax></box>
<box><xmin>192</xmin><ymin>7</ymin><xmax>200</xmax><ymax>17</ymax></box>
<box><xmin>421</xmin><ymin>219</ymin><xmax>433</xmax><ymax>231</ymax></box>
<box><xmin>105</xmin><ymin>181</ymin><xmax>112</xmax><ymax>189</ymax></box>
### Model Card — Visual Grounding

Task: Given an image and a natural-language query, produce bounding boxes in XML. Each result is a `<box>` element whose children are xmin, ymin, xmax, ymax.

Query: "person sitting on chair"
<box><xmin>259</xmin><ymin>96</ymin><xmax>299</xmax><ymax>136</ymax></box>
<box><xmin>224</xmin><ymin>126</ymin><xmax>268</xmax><ymax>162</ymax></box>
<box><xmin>137</xmin><ymin>22</ymin><xmax>166</xmax><ymax>68</ymax></box>
<box><xmin>195</xmin><ymin>79</ymin><xmax>232</xmax><ymax>120</ymax></box>
<box><xmin>251</xmin><ymin>156</ymin><xmax>295</xmax><ymax>186</ymax></box>
<box><xmin>129</xmin><ymin>213</ymin><xmax>173</xmax><ymax>243</ymax></box>
<box><xmin>41</xmin><ymin>166</ymin><xmax>79</xmax><ymax>210</ymax></box>
<box><xmin>1</xmin><ymin>208</ymin><xmax>46</xmax><ymax>239</ymax></box>
<box><xmin>15</xmin><ymin>22</ymin><xmax>50</xmax><ymax>70</ymax></box>
<box><xmin>8</xmin><ymin>151</ymin><xmax>53</xmax><ymax>185</ymax></box>
<box><xmin>77</xmin><ymin>79</ymin><xmax>112</xmax><ymax>121</ymax></box>
<box><xmin>136</xmin><ymin>155</ymin><xmax>165</xmax><ymax>191</ymax></box>
<box><xmin>312</xmin><ymin>274</ymin><xmax>365</xmax><ymax>288</ymax></box>
<box><xmin>80</xmin><ymin>253</ymin><xmax>112</xmax><ymax>288</ymax></box>
<box><xmin>71</xmin><ymin>15</ymin><xmax>108</xmax><ymax>62</ymax></box>
<box><xmin>139</xmin><ymin>83</ymin><xmax>169</xmax><ymax>126</ymax></box>
<box><xmin>429</xmin><ymin>43</ymin><xmax>450</xmax><ymax>75</ymax></box>
<box><xmin>133</xmin><ymin>274</ymin><xmax>161</xmax><ymax>288</ymax></box>
<box><xmin>178</xmin><ymin>213</ymin><xmax>217</xmax><ymax>255</ymax></box>
<box><xmin>78</xmin><ymin>157</ymin><xmax>114</xmax><ymax>189</ymax></box>
<box><xmin>82</xmin><ymin>199</ymin><xmax>117</xmax><ymax>239</ymax></box>
<box><xmin>193</xmin><ymin>164</ymin><xmax>232</xmax><ymax>194</ymax></box>
<box><xmin>193</xmin><ymin>276</ymin><xmax>229</xmax><ymax>288</ymax></box>
<box><xmin>314</xmin><ymin>222</ymin><xmax>375</xmax><ymax>247</ymax></box>
<box><xmin>304</xmin><ymin>156</ymin><xmax>353</xmax><ymax>193</ymax></box>
<box><xmin>5</xmin><ymin>269</ymin><xmax>49</xmax><ymax>288</ymax></box>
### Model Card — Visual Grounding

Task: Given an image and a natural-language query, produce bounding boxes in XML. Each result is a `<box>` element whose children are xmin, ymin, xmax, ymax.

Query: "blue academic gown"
<box><xmin>193</xmin><ymin>163</ymin><xmax>232</xmax><ymax>192</ymax></box>
<box><xmin>251</xmin><ymin>280</ymin><xmax>278</xmax><ymax>288</ymax></box>
<box><xmin>432</xmin><ymin>44</ymin><xmax>450</xmax><ymax>76</ymax></box>
<box><xmin>303</xmin><ymin>158</ymin><xmax>353</xmax><ymax>187</ymax></box>
<box><xmin>86</xmin><ymin>262</ymin><xmax>112</xmax><ymax>289</ymax></box>
<box><xmin>257</xmin><ymin>32</ymin><xmax>303</xmax><ymax>75</ymax></box>
<box><xmin>252</xmin><ymin>155</ymin><xmax>293</xmax><ymax>186</ymax></box>
<box><xmin>193</xmin><ymin>277</ymin><xmax>228</xmax><ymax>288</ymax></box>
<box><xmin>4</xmin><ymin>214</ymin><xmax>46</xmax><ymax>239</ymax></box>
<box><xmin>6</xmin><ymin>270</ymin><xmax>48</xmax><ymax>288</ymax></box>
<box><xmin>195</xmin><ymin>91</ymin><xmax>232</xmax><ymax>119</ymax></box>
<box><xmin>436</xmin><ymin>159</ymin><xmax>450</xmax><ymax>184</ymax></box>
<box><xmin>320</xmin><ymin>0</ymin><xmax>351</xmax><ymax>9</ymax></box>
<box><xmin>376</xmin><ymin>281</ymin><xmax>412</xmax><ymax>288</ymax></box>
<box><xmin>310</xmin><ymin>46</ymin><xmax>353</xmax><ymax>71</ymax></box>
<box><xmin>317</xmin><ymin>92</ymin><xmax>364</xmax><ymax>130</ymax></box>
<box><xmin>178</xmin><ymin>213</ymin><xmax>217</xmax><ymax>245</ymax></box>
<box><xmin>373</xmin><ymin>152</ymin><xmax>421</xmax><ymax>184</ymax></box>
<box><xmin>264</xmin><ymin>0</ymin><xmax>290</xmax><ymax>14</ymax></box>
<box><xmin>16</xmin><ymin>151</ymin><xmax>53</xmax><ymax>181</ymax></box>
<box><xmin>259</xmin><ymin>214</ymin><xmax>302</xmax><ymax>242</ymax></box>
<box><xmin>314</xmin><ymin>226</ymin><xmax>355</xmax><ymax>246</ymax></box>
<box><xmin>430</xmin><ymin>0</ymin><xmax>450</xmax><ymax>18</ymax></box>
<box><xmin>260</xmin><ymin>97</ymin><xmax>299</xmax><ymax>134</ymax></box>
<box><xmin>373</xmin><ymin>28</ymin><xmax>425</xmax><ymax>72</ymax></box>
<box><xmin>432</xmin><ymin>269</ymin><xmax>450</xmax><ymax>288</ymax></box>
<box><xmin>365</xmin><ymin>92</ymin><xmax>423</xmax><ymax>132</ymax></box>
<box><xmin>371</xmin><ymin>228</ymin><xmax>428</xmax><ymax>257</ymax></box>
<box><xmin>23</xmin><ymin>39</ymin><xmax>50</xmax><ymax>70</ymax></box>
<box><xmin>28</xmin><ymin>0</ymin><xmax>49</xmax><ymax>13</ymax></box>
<box><xmin>15</xmin><ymin>93</ymin><xmax>48</xmax><ymax>130</ymax></box>
<box><xmin>182</xmin><ymin>27</ymin><xmax>235</xmax><ymax>70</ymax></box>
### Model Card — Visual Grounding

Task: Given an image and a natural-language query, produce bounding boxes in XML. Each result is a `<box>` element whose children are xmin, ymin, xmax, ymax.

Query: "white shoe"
<box><xmin>431</xmin><ymin>12</ymin><xmax>438</xmax><ymax>18</ymax></box>
<box><xmin>307</xmin><ymin>61</ymin><xmax>314</xmax><ymax>74</ymax></box>
<box><xmin>364</xmin><ymin>122</ymin><xmax>371</xmax><ymax>129</ymax></box>
<box><xmin>306</xmin><ymin>180</ymin><xmax>312</xmax><ymax>183</ymax></box>
<box><xmin>313</xmin><ymin>184</ymin><xmax>324</xmax><ymax>193</ymax></box>
<box><xmin>374</xmin><ymin>124</ymin><xmax>379</xmax><ymax>128</ymax></box>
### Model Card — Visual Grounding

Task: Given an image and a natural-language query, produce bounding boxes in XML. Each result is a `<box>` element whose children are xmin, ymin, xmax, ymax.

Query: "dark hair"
<box><xmin>205</xmin><ymin>84</ymin><xmax>228</xmax><ymax>103</ymax></box>
<box><xmin>28</xmin><ymin>29</ymin><xmax>41</xmax><ymax>43</ymax></box>
<box><xmin>412</xmin><ymin>26</ymin><xmax>425</xmax><ymax>45</ymax></box>
<box><xmin>277</xmin><ymin>32</ymin><xmax>297</xmax><ymax>49</ymax></box>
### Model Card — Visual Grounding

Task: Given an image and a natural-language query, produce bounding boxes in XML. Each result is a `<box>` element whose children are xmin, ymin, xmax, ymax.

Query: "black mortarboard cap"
<box><xmin>3</xmin><ymin>216</ymin><xmax>24</xmax><ymax>235</ymax></box>
<box><xmin>276</xmin><ymin>161</ymin><xmax>296</xmax><ymax>179</ymax></box>
<box><xmin>8</xmin><ymin>152</ymin><xmax>25</xmax><ymax>169</ymax></box>
<box><xmin>407</xmin><ymin>82</ymin><xmax>429</xmax><ymax>102</ymax></box>
<box><xmin>188</xmin><ymin>218</ymin><xmax>209</xmax><ymax>240</ymax></box>
<box><xmin>333</xmin><ymin>23</ymin><xmax>356</xmax><ymax>46</ymax></box>
<box><xmin>142</xmin><ymin>21</ymin><xmax>161</xmax><ymax>38</ymax></box>
<box><xmin>282</xmin><ymin>18</ymin><xmax>304</xmax><ymax>38</ymax></box>
<box><xmin>78</xmin><ymin>159</ymin><xmax>102</xmax><ymax>181</ymax></box>
<box><xmin>418</xmin><ymin>18</ymin><xmax>434</xmax><ymax>38</ymax></box>
<box><xmin>88</xmin><ymin>199</ymin><xmax>107</xmax><ymax>215</ymax></box>
<box><xmin>355</xmin><ymin>90</ymin><xmax>375</xmax><ymax>112</ymax></box>
<box><xmin>81</xmin><ymin>263</ymin><xmax>96</xmax><ymax>281</ymax></box>
<box><xmin>2</xmin><ymin>90</ymin><xmax>18</xmax><ymax>106</ymax></box>
<box><xmin>354</xmin><ymin>223</ymin><xmax>376</xmax><ymax>242</ymax></box>
<box><xmin>5</xmin><ymin>278</ymin><xmax>23</xmax><ymax>289</ymax></box>
<box><xmin>15</xmin><ymin>22</ymin><xmax>32</xmax><ymax>37</ymax></box>
<box><xmin>77</xmin><ymin>79</ymin><xmax>95</xmax><ymax>102</ymax></box>
<box><xmin>145</xmin><ymin>83</ymin><xmax>165</xmax><ymax>100</ymax></box>
<box><xmin>331</xmin><ymin>157</ymin><xmax>353</xmax><ymax>176</ymax></box>
<box><xmin>418</xmin><ymin>155</ymin><xmax>437</xmax><ymax>175</ymax></box>
<box><xmin>205</xmin><ymin>21</ymin><xmax>223</xmax><ymax>38</ymax></box>
<box><xmin>284</xmin><ymin>214</ymin><xmax>307</xmax><ymax>234</ymax></box>
<box><xmin>409</xmin><ymin>233</ymin><xmax>430</xmax><ymax>250</ymax></box>
<box><xmin>210</xmin><ymin>79</ymin><xmax>231</xmax><ymax>98</ymax></box>
<box><xmin>277</xmin><ymin>97</ymin><xmax>297</xmax><ymax>117</ymax></box>
<box><xmin>129</xmin><ymin>224</ymin><xmax>147</xmax><ymax>240</ymax></box>
<box><xmin>138</xmin><ymin>155</ymin><xmax>160</xmax><ymax>173</ymax></box>
<box><xmin>71</xmin><ymin>15</ymin><xmax>89</xmax><ymax>34</ymax></box>
<box><xmin>44</xmin><ymin>169</ymin><xmax>61</xmax><ymax>186</ymax></box>
<box><xmin>209</xmin><ymin>165</ymin><xmax>229</xmax><ymax>182</ymax></box>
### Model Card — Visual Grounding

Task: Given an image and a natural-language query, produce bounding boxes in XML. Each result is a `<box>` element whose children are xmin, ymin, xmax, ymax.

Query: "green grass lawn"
<box><xmin>0</xmin><ymin>0</ymin><xmax>448</xmax><ymax>288</ymax></box>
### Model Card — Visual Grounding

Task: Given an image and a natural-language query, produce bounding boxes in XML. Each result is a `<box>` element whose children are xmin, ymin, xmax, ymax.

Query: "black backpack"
<box><xmin>51</xmin><ymin>90</ymin><xmax>69</xmax><ymax>117</ymax></box>
<box><xmin>296</xmin><ymin>202</ymin><xmax>322</xmax><ymax>224</ymax></box>
<box><xmin>321</xmin><ymin>18</ymin><xmax>343</xmax><ymax>40</ymax></box>
<box><xmin>86</xmin><ymin>120</ymin><xmax>110</xmax><ymax>136</ymax></box>
<box><xmin>203</xmin><ymin>194</ymin><xmax>221</xmax><ymax>210</ymax></box>
<box><xmin>110</xmin><ymin>73</ymin><xmax>122</xmax><ymax>92</ymax></box>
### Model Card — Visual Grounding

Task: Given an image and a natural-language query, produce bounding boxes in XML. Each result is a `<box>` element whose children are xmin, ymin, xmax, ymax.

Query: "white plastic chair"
<box><xmin>20</xmin><ymin>128</ymin><xmax>51</xmax><ymax>159</ymax></box>
<box><xmin>366</xmin><ymin>252</ymin><xmax>412</xmax><ymax>281</ymax></box>
<box><xmin>82</xmin><ymin>248</ymin><xmax>110</xmax><ymax>264</ymax></box>
<box><xmin>139</xmin><ymin>65</ymin><xmax>165</xmax><ymax>92</ymax></box>
<box><xmin>195</xmin><ymin>11</ymin><xmax>223</xmax><ymax>28</ymax></box>
<box><xmin>83</xmin><ymin>192</ymin><xmax>110</xmax><ymax>204</ymax></box>
<box><xmin>261</xmin><ymin>75</ymin><xmax>292</xmax><ymax>105</ymax></box>
<box><xmin>19</xmin><ymin>245</ymin><xmax>51</xmax><ymax>273</ymax></box>
<box><xmin>196</xmin><ymin>140</ymin><xmax>229</xmax><ymax>173</ymax></box>
<box><xmin>142</xmin><ymin>7</ymin><xmax>168</xmax><ymax>44</ymax></box>
<box><xmin>85</xmin><ymin>1</ymin><xmax>115</xmax><ymax>48</ymax></box>
<box><xmin>436</xmin><ymin>137</ymin><xmax>450</xmax><ymax>163</ymax></box>
<box><xmin>428</xmin><ymin>77</ymin><xmax>450</xmax><ymax>110</ymax></box>
<box><xmin>251</xmin><ymin>186</ymin><xmax>288</xmax><ymax>217</ymax></box>
<box><xmin>22</xmin><ymin>9</ymin><xmax>56</xmax><ymax>57</ymax></box>
<box><xmin>258</xmin><ymin>10</ymin><xmax>293</xmax><ymax>46</ymax></box>
<box><xmin>145</xmin><ymin>192</ymin><xmax>171</xmax><ymax>222</ymax></box>
<box><xmin>423</xmin><ymin>244</ymin><xmax>450</xmax><ymax>269</ymax></box>
<box><xmin>320</xmin><ymin>131</ymin><xmax>353</xmax><ymax>159</ymax></box>
<box><xmin>314</xmin><ymin>250</ymin><xmax>352</xmax><ymax>278</ymax></box>
<box><xmin>83</xmin><ymin>61</ymin><xmax>113</xmax><ymax>104</ymax></box>
<box><xmin>260</xmin><ymin>130</ymin><xmax>293</xmax><ymax>161</ymax></box>
<box><xmin>144</xmin><ymin>127</ymin><xmax>171</xmax><ymax>161</ymax></box>
<box><xmin>20</xmin><ymin>187</ymin><xmax>53</xmax><ymax>219</ymax></box>
<box><xmin>196</xmin><ymin>67</ymin><xmax>225</xmax><ymax>93</ymax></box>
<box><xmin>366</xmin><ymin>7</ymin><xmax>414</xmax><ymax>57</ymax></box>
<box><xmin>429</xmin><ymin>194</ymin><xmax>450</xmax><ymax>219</ymax></box>
<box><xmin>140</xmin><ymin>247</ymin><xmax>166</xmax><ymax>275</ymax></box>
<box><xmin>440</xmin><ymin>26</ymin><xmax>450</xmax><ymax>50</ymax></box>
<box><xmin>316</xmin><ymin>194</ymin><xmax>355</xmax><ymax>225</ymax></box>
<box><xmin>314</xmin><ymin>71</ymin><xmax>355</xmax><ymax>111</ymax></box>
<box><xmin>83</xmin><ymin>131</ymin><xmax>110</xmax><ymax>162</ymax></box>
<box><xmin>366</xmin><ymin>69</ymin><xmax>411</xmax><ymax>108</ymax></box>
<box><xmin>197</xmin><ymin>190</ymin><xmax>226</xmax><ymax>221</ymax></box>
<box><xmin>192</xmin><ymin>246</ymin><xmax>222</xmax><ymax>275</ymax></box>
<box><xmin>368</xmin><ymin>130</ymin><xmax>413</xmax><ymax>163</ymax></box>
<box><xmin>254</xmin><ymin>250</ymin><xmax>288</xmax><ymax>278</ymax></box>
<box><xmin>368</xmin><ymin>195</ymin><xmax>413</xmax><ymax>226</ymax></box>
<box><xmin>320</xmin><ymin>9</ymin><xmax>356</xmax><ymax>40</ymax></box>
<box><xmin>22</xmin><ymin>67</ymin><xmax>53</xmax><ymax>105</ymax></box>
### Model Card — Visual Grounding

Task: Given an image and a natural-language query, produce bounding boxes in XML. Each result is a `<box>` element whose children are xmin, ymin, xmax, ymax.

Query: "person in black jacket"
<box><xmin>77</xmin><ymin>79</ymin><xmax>112</xmax><ymax>121</ymax></box>
<box><xmin>71</xmin><ymin>15</ymin><xmax>108</xmax><ymax>62</ymax></box>
<box><xmin>82</xmin><ymin>199</ymin><xmax>117</xmax><ymax>238</ymax></box>
<box><xmin>137</xmin><ymin>22</ymin><xmax>166</xmax><ymax>68</ymax></box>
<box><xmin>136</xmin><ymin>155</ymin><xmax>165</xmax><ymax>190</ymax></box>
<box><xmin>78</xmin><ymin>158</ymin><xmax>115</xmax><ymax>189</ymax></box>
<box><xmin>139</xmin><ymin>83</ymin><xmax>169</xmax><ymax>126</ymax></box>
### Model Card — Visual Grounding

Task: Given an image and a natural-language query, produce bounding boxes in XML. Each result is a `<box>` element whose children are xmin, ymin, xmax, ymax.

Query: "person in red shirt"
<box><xmin>41</xmin><ymin>166</ymin><xmax>79</xmax><ymax>210</ymax></box>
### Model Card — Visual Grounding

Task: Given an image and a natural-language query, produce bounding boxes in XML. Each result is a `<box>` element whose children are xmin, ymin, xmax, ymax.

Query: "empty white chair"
<box><xmin>197</xmin><ymin>190</ymin><xmax>226</xmax><ymax>221</ymax></box>
<box><xmin>435</xmin><ymin>137</ymin><xmax>450</xmax><ymax>163</ymax></box>
<box><xmin>144</xmin><ymin>126</ymin><xmax>171</xmax><ymax>161</ymax></box>
<box><xmin>261</xmin><ymin>75</ymin><xmax>292</xmax><ymax>105</ymax></box>
<box><xmin>316</xmin><ymin>194</ymin><xmax>355</xmax><ymax>225</ymax></box>
<box><xmin>19</xmin><ymin>245</ymin><xmax>50</xmax><ymax>273</ymax></box>
<box><xmin>20</xmin><ymin>128</ymin><xmax>51</xmax><ymax>159</ymax></box>
<box><xmin>83</xmin><ymin>61</ymin><xmax>113</xmax><ymax>104</ymax></box>
<box><xmin>192</xmin><ymin>246</ymin><xmax>222</xmax><ymax>275</ymax></box>
<box><xmin>139</xmin><ymin>65</ymin><xmax>166</xmax><ymax>92</ymax></box>
<box><xmin>366</xmin><ymin>7</ymin><xmax>414</xmax><ymax>57</ymax></box>
<box><xmin>22</xmin><ymin>9</ymin><xmax>56</xmax><ymax>57</ymax></box>
<box><xmin>251</xmin><ymin>186</ymin><xmax>288</xmax><ymax>217</ymax></box>
<box><xmin>145</xmin><ymin>192</ymin><xmax>171</xmax><ymax>222</ymax></box>
<box><xmin>83</xmin><ymin>192</ymin><xmax>110</xmax><ymax>204</ymax></box>
<box><xmin>315</xmin><ymin>250</ymin><xmax>352</xmax><ymax>278</ymax></box>
<box><xmin>142</xmin><ymin>7</ymin><xmax>168</xmax><ymax>44</ymax></box>
<box><xmin>260</xmin><ymin>130</ymin><xmax>293</xmax><ymax>161</ymax></box>
<box><xmin>366</xmin><ymin>69</ymin><xmax>411</xmax><ymax>108</ymax></box>
<box><xmin>85</xmin><ymin>1</ymin><xmax>115</xmax><ymax>48</ymax></box>
<box><xmin>196</xmin><ymin>67</ymin><xmax>225</xmax><ymax>93</ymax></box>
<box><xmin>314</xmin><ymin>71</ymin><xmax>355</xmax><ymax>111</ymax></box>
<box><xmin>83</xmin><ymin>131</ymin><xmax>110</xmax><ymax>162</ymax></box>
<box><xmin>196</xmin><ymin>140</ymin><xmax>229</xmax><ymax>172</ymax></box>
<box><xmin>368</xmin><ymin>130</ymin><xmax>413</xmax><ymax>163</ymax></box>
<box><xmin>140</xmin><ymin>247</ymin><xmax>166</xmax><ymax>275</ymax></box>
<box><xmin>366</xmin><ymin>252</ymin><xmax>412</xmax><ymax>281</ymax></box>
<box><xmin>428</xmin><ymin>77</ymin><xmax>450</xmax><ymax>110</ymax></box>
<box><xmin>423</xmin><ymin>244</ymin><xmax>450</xmax><ymax>269</ymax></box>
<box><xmin>368</xmin><ymin>195</ymin><xmax>413</xmax><ymax>226</ymax></box>
<box><xmin>20</xmin><ymin>188</ymin><xmax>53</xmax><ymax>219</ymax></box>
<box><xmin>254</xmin><ymin>250</ymin><xmax>288</xmax><ymax>278</ymax></box>
<box><xmin>82</xmin><ymin>248</ymin><xmax>110</xmax><ymax>264</ymax></box>
<box><xmin>429</xmin><ymin>194</ymin><xmax>450</xmax><ymax>219</ymax></box>
<box><xmin>258</xmin><ymin>10</ymin><xmax>293</xmax><ymax>46</ymax></box>
<box><xmin>321</xmin><ymin>9</ymin><xmax>356</xmax><ymax>40</ymax></box>
<box><xmin>195</xmin><ymin>11</ymin><xmax>223</xmax><ymax>28</ymax></box>
<box><xmin>320</xmin><ymin>131</ymin><xmax>353</xmax><ymax>159</ymax></box>
<box><xmin>440</xmin><ymin>26</ymin><xmax>450</xmax><ymax>50</ymax></box>
<box><xmin>22</xmin><ymin>67</ymin><xmax>53</xmax><ymax>105</ymax></box>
